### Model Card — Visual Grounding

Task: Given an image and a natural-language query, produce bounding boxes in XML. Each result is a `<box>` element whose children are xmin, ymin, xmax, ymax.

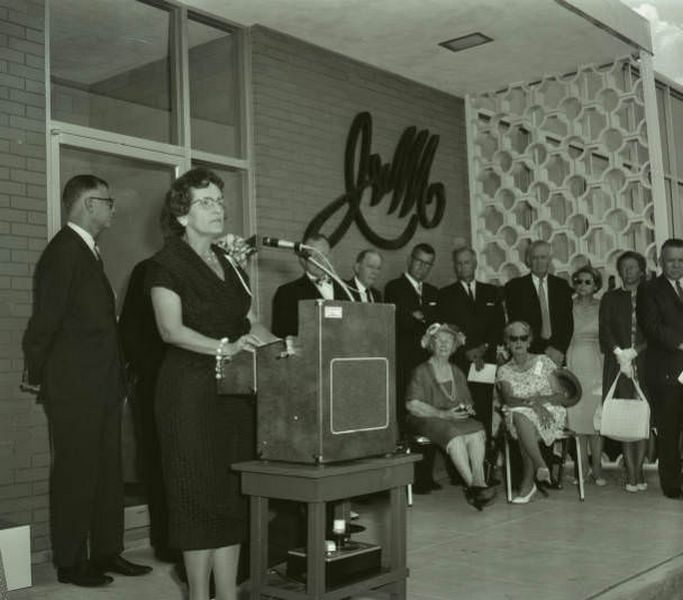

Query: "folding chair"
<box><xmin>502</xmin><ymin>367</ymin><xmax>586</xmax><ymax>502</ymax></box>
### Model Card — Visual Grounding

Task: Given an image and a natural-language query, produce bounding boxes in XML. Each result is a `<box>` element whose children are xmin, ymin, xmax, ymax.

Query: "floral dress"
<box><xmin>496</xmin><ymin>354</ymin><xmax>567</xmax><ymax>445</ymax></box>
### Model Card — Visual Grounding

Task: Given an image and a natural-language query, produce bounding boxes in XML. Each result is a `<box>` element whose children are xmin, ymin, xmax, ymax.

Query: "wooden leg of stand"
<box><xmin>504</xmin><ymin>436</ymin><xmax>512</xmax><ymax>503</ymax></box>
<box><xmin>306</xmin><ymin>501</ymin><xmax>326</xmax><ymax>598</ymax></box>
<box><xmin>249</xmin><ymin>495</ymin><xmax>268</xmax><ymax>599</ymax></box>
<box><xmin>389</xmin><ymin>486</ymin><xmax>407</xmax><ymax>600</ymax></box>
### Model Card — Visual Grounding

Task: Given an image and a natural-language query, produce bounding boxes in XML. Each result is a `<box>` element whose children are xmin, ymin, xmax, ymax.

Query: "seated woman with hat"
<box><xmin>406</xmin><ymin>323</ymin><xmax>496</xmax><ymax>510</ymax></box>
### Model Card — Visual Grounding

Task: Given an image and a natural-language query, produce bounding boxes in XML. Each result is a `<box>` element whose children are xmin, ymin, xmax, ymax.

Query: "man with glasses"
<box><xmin>23</xmin><ymin>175</ymin><xmax>151</xmax><ymax>587</ymax></box>
<box><xmin>385</xmin><ymin>243</ymin><xmax>440</xmax><ymax>493</ymax></box>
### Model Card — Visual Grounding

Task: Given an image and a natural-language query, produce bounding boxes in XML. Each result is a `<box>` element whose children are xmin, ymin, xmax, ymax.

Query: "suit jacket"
<box><xmin>637</xmin><ymin>275</ymin><xmax>683</xmax><ymax>388</ymax></box>
<box><xmin>271</xmin><ymin>274</ymin><xmax>346</xmax><ymax>338</ymax></box>
<box><xmin>437</xmin><ymin>280</ymin><xmax>505</xmax><ymax>369</ymax></box>
<box><xmin>384</xmin><ymin>274</ymin><xmax>438</xmax><ymax>369</ymax></box>
<box><xmin>23</xmin><ymin>226</ymin><xmax>124</xmax><ymax>404</ymax></box>
<box><xmin>119</xmin><ymin>257</ymin><xmax>165</xmax><ymax>380</ymax></box>
<box><xmin>345</xmin><ymin>278</ymin><xmax>382</xmax><ymax>303</ymax></box>
<box><xmin>504</xmin><ymin>273</ymin><xmax>574</xmax><ymax>354</ymax></box>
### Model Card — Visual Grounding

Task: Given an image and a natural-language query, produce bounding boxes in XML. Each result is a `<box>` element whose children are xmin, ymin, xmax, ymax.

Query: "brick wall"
<box><xmin>0</xmin><ymin>0</ymin><xmax>48</xmax><ymax>562</ymax></box>
<box><xmin>0</xmin><ymin>13</ymin><xmax>471</xmax><ymax>566</ymax></box>
<box><xmin>250</xmin><ymin>26</ymin><xmax>470</xmax><ymax>320</ymax></box>
<box><xmin>0</xmin><ymin>2</ymin><xmax>150</xmax><ymax>562</ymax></box>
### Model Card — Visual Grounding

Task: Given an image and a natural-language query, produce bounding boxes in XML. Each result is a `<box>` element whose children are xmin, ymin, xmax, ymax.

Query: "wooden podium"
<box><xmin>257</xmin><ymin>300</ymin><xmax>398</xmax><ymax>463</ymax></box>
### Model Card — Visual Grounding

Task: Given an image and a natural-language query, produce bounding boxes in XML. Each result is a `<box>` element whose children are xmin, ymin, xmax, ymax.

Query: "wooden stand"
<box><xmin>233</xmin><ymin>454</ymin><xmax>418</xmax><ymax>599</ymax></box>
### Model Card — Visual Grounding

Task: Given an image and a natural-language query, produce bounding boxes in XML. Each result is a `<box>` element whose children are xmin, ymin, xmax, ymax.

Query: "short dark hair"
<box><xmin>661</xmin><ymin>238</ymin><xmax>683</xmax><ymax>253</ymax></box>
<box><xmin>412</xmin><ymin>243</ymin><xmax>435</xmax><ymax>257</ymax></box>
<box><xmin>62</xmin><ymin>174</ymin><xmax>109</xmax><ymax>212</ymax></box>
<box><xmin>572</xmin><ymin>265</ymin><xmax>602</xmax><ymax>291</ymax></box>
<box><xmin>616</xmin><ymin>250</ymin><xmax>646</xmax><ymax>277</ymax></box>
<box><xmin>452</xmin><ymin>246</ymin><xmax>476</xmax><ymax>262</ymax></box>
<box><xmin>161</xmin><ymin>167</ymin><xmax>224</xmax><ymax>236</ymax></box>
<box><xmin>355</xmin><ymin>248</ymin><xmax>381</xmax><ymax>264</ymax></box>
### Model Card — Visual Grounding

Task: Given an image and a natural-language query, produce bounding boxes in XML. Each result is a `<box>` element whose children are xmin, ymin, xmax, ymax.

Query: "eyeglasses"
<box><xmin>411</xmin><ymin>256</ymin><xmax>434</xmax><ymax>267</ymax></box>
<box><xmin>191</xmin><ymin>197</ymin><xmax>225</xmax><ymax>210</ymax></box>
<box><xmin>508</xmin><ymin>335</ymin><xmax>529</xmax><ymax>342</ymax></box>
<box><xmin>90</xmin><ymin>196</ymin><xmax>115</xmax><ymax>209</ymax></box>
<box><xmin>573</xmin><ymin>278</ymin><xmax>594</xmax><ymax>286</ymax></box>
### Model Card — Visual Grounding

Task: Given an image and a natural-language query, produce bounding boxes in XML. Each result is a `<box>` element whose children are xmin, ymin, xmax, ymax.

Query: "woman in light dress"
<box><xmin>496</xmin><ymin>321</ymin><xmax>568</xmax><ymax>504</ymax></box>
<box><xmin>566</xmin><ymin>265</ymin><xmax>606</xmax><ymax>485</ymax></box>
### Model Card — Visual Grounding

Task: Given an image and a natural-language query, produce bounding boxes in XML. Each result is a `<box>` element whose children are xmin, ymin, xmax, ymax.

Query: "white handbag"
<box><xmin>599</xmin><ymin>374</ymin><xmax>650</xmax><ymax>442</ymax></box>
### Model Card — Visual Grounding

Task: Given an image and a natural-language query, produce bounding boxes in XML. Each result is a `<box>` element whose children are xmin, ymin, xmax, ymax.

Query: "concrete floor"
<box><xmin>8</xmin><ymin>465</ymin><xmax>683</xmax><ymax>600</ymax></box>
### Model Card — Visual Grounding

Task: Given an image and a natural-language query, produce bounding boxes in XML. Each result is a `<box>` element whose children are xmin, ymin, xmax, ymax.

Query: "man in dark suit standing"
<box><xmin>637</xmin><ymin>238</ymin><xmax>683</xmax><ymax>499</ymax></box>
<box><xmin>271</xmin><ymin>233</ymin><xmax>347</xmax><ymax>339</ymax></box>
<box><xmin>504</xmin><ymin>240</ymin><xmax>574</xmax><ymax>365</ymax></box>
<box><xmin>22</xmin><ymin>175</ymin><xmax>151</xmax><ymax>587</ymax></box>
<box><xmin>438</xmin><ymin>247</ymin><xmax>505</xmax><ymax>439</ymax></box>
<box><xmin>385</xmin><ymin>243</ymin><xmax>439</xmax><ymax>492</ymax></box>
<box><xmin>347</xmin><ymin>249</ymin><xmax>383</xmax><ymax>303</ymax></box>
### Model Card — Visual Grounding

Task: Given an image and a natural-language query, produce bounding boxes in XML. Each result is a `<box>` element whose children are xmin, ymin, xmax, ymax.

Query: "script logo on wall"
<box><xmin>304</xmin><ymin>111</ymin><xmax>446</xmax><ymax>250</ymax></box>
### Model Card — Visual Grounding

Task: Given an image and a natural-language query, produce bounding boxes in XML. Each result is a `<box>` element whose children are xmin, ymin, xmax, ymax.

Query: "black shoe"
<box><xmin>429</xmin><ymin>480</ymin><xmax>443</xmax><ymax>491</ymax></box>
<box><xmin>92</xmin><ymin>555</ymin><xmax>152</xmax><ymax>576</ymax></box>
<box><xmin>348</xmin><ymin>523</ymin><xmax>366</xmax><ymax>534</ymax></box>
<box><xmin>663</xmin><ymin>489</ymin><xmax>683</xmax><ymax>499</ymax></box>
<box><xmin>412</xmin><ymin>483</ymin><xmax>431</xmax><ymax>494</ymax></box>
<box><xmin>463</xmin><ymin>488</ymin><xmax>483</xmax><ymax>511</ymax></box>
<box><xmin>471</xmin><ymin>486</ymin><xmax>497</xmax><ymax>509</ymax></box>
<box><xmin>57</xmin><ymin>562</ymin><xmax>113</xmax><ymax>587</ymax></box>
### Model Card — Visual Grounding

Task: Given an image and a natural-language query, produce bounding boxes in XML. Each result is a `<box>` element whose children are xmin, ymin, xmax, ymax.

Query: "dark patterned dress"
<box><xmin>147</xmin><ymin>236</ymin><xmax>253</xmax><ymax>550</ymax></box>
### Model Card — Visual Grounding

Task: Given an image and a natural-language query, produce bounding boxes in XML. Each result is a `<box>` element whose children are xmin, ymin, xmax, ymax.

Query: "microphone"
<box><xmin>262</xmin><ymin>237</ymin><xmax>309</xmax><ymax>253</ymax></box>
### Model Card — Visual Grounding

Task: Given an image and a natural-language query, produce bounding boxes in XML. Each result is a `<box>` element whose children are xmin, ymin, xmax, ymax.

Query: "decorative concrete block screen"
<box><xmin>468</xmin><ymin>56</ymin><xmax>654</xmax><ymax>285</ymax></box>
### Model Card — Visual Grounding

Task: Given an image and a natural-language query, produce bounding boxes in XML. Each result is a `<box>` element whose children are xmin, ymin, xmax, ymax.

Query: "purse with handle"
<box><xmin>599</xmin><ymin>373</ymin><xmax>650</xmax><ymax>442</ymax></box>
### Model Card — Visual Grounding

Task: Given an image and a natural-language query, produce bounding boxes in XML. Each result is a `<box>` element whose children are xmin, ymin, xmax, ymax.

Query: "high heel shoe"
<box><xmin>535</xmin><ymin>467</ymin><xmax>551</xmax><ymax>496</ymax></box>
<box><xmin>512</xmin><ymin>484</ymin><xmax>537</xmax><ymax>504</ymax></box>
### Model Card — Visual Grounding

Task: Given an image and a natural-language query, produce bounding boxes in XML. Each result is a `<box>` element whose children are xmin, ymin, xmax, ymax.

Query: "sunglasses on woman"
<box><xmin>508</xmin><ymin>335</ymin><xmax>529</xmax><ymax>342</ymax></box>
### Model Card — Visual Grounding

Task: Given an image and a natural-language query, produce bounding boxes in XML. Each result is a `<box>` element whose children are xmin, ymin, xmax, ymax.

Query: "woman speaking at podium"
<box><xmin>148</xmin><ymin>167</ymin><xmax>261</xmax><ymax>600</ymax></box>
<box><xmin>406</xmin><ymin>323</ymin><xmax>496</xmax><ymax>510</ymax></box>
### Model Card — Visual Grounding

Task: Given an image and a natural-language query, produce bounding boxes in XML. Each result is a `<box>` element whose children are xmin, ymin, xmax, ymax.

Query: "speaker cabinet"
<box><xmin>257</xmin><ymin>300</ymin><xmax>397</xmax><ymax>463</ymax></box>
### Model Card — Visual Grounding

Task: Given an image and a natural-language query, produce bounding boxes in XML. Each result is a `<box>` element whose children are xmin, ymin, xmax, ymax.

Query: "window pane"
<box><xmin>59</xmin><ymin>147</ymin><xmax>175</xmax><ymax>311</ymax></box>
<box><xmin>188</xmin><ymin>18</ymin><xmax>242</xmax><ymax>157</ymax></box>
<box><xmin>50</xmin><ymin>0</ymin><xmax>175</xmax><ymax>143</ymax></box>
<box><xmin>673</xmin><ymin>94</ymin><xmax>683</xmax><ymax>179</ymax></box>
<box><xmin>657</xmin><ymin>86</ymin><xmax>670</xmax><ymax>175</ymax></box>
<box><xmin>193</xmin><ymin>163</ymin><xmax>246</xmax><ymax>237</ymax></box>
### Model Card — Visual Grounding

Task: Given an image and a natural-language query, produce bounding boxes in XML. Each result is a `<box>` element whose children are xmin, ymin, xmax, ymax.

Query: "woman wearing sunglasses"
<box><xmin>496</xmin><ymin>321</ymin><xmax>568</xmax><ymax>503</ymax></box>
<box><xmin>566</xmin><ymin>265</ymin><xmax>606</xmax><ymax>486</ymax></box>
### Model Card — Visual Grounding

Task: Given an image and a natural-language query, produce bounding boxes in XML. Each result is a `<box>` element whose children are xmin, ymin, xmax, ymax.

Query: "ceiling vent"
<box><xmin>439</xmin><ymin>32</ymin><xmax>493</xmax><ymax>53</ymax></box>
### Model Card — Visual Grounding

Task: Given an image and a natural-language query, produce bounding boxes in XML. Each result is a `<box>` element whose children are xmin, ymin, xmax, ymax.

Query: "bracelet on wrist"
<box><xmin>215</xmin><ymin>337</ymin><xmax>230</xmax><ymax>380</ymax></box>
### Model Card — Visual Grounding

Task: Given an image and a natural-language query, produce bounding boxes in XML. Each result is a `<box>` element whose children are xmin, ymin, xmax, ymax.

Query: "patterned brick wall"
<box><xmin>0</xmin><ymin>0</ymin><xmax>49</xmax><ymax>562</ymax></box>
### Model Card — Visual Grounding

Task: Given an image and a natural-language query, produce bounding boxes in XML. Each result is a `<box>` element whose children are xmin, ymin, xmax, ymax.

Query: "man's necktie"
<box><xmin>466</xmin><ymin>282</ymin><xmax>475</xmax><ymax>303</ymax></box>
<box><xmin>538</xmin><ymin>278</ymin><xmax>552</xmax><ymax>339</ymax></box>
<box><xmin>676</xmin><ymin>280</ymin><xmax>683</xmax><ymax>302</ymax></box>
